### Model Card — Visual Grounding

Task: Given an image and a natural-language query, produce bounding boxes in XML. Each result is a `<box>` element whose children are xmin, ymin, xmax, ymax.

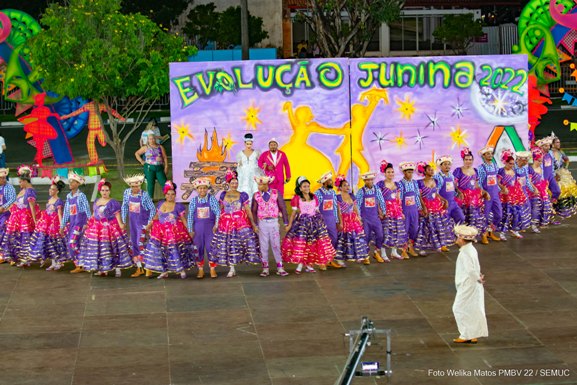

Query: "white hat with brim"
<box><xmin>360</xmin><ymin>171</ymin><xmax>377</xmax><ymax>180</ymax></box>
<box><xmin>478</xmin><ymin>146</ymin><xmax>494</xmax><ymax>155</ymax></box>
<box><xmin>192</xmin><ymin>177</ymin><xmax>211</xmax><ymax>189</ymax></box>
<box><xmin>436</xmin><ymin>156</ymin><xmax>453</xmax><ymax>166</ymax></box>
<box><xmin>124</xmin><ymin>174</ymin><xmax>145</xmax><ymax>186</ymax></box>
<box><xmin>317</xmin><ymin>171</ymin><xmax>333</xmax><ymax>184</ymax></box>
<box><xmin>254</xmin><ymin>175</ymin><xmax>275</xmax><ymax>184</ymax></box>
<box><xmin>68</xmin><ymin>172</ymin><xmax>85</xmax><ymax>185</ymax></box>
<box><xmin>0</xmin><ymin>168</ymin><xmax>8</xmax><ymax>178</ymax></box>
<box><xmin>454</xmin><ymin>224</ymin><xmax>479</xmax><ymax>240</ymax></box>
<box><xmin>515</xmin><ymin>151</ymin><xmax>531</xmax><ymax>159</ymax></box>
<box><xmin>399</xmin><ymin>162</ymin><xmax>416</xmax><ymax>172</ymax></box>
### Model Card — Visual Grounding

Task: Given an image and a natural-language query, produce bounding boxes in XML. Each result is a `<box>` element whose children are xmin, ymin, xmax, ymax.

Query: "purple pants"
<box><xmin>548</xmin><ymin>177</ymin><xmax>561</xmax><ymax>201</ymax></box>
<box><xmin>322</xmin><ymin>214</ymin><xmax>338</xmax><ymax>248</ymax></box>
<box><xmin>194</xmin><ymin>221</ymin><xmax>214</xmax><ymax>263</ymax></box>
<box><xmin>129</xmin><ymin>213</ymin><xmax>147</xmax><ymax>258</ymax></box>
<box><xmin>484</xmin><ymin>193</ymin><xmax>502</xmax><ymax>229</ymax></box>
<box><xmin>404</xmin><ymin>207</ymin><xmax>419</xmax><ymax>241</ymax></box>
<box><xmin>363</xmin><ymin>215</ymin><xmax>383</xmax><ymax>248</ymax></box>
<box><xmin>447</xmin><ymin>202</ymin><xmax>465</xmax><ymax>224</ymax></box>
<box><xmin>258</xmin><ymin>219</ymin><xmax>282</xmax><ymax>267</ymax></box>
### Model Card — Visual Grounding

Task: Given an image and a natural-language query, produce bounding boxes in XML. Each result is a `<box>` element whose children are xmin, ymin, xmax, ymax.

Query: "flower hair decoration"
<box><xmin>225</xmin><ymin>169</ymin><xmax>238</xmax><ymax>184</ymax></box>
<box><xmin>500</xmin><ymin>148</ymin><xmax>514</xmax><ymax>163</ymax></box>
<box><xmin>97</xmin><ymin>178</ymin><xmax>107</xmax><ymax>191</ymax></box>
<box><xmin>380</xmin><ymin>160</ymin><xmax>389</xmax><ymax>173</ymax></box>
<box><xmin>17</xmin><ymin>165</ymin><xmax>32</xmax><ymax>176</ymax></box>
<box><xmin>163</xmin><ymin>180</ymin><xmax>176</xmax><ymax>195</ymax></box>
<box><xmin>460</xmin><ymin>147</ymin><xmax>472</xmax><ymax>159</ymax></box>
<box><xmin>334</xmin><ymin>174</ymin><xmax>347</xmax><ymax>188</ymax></box>
<box><xmin>416</xmin><ymin>161</ymin><xmax>428</xmax><ymax>177</ymax></box>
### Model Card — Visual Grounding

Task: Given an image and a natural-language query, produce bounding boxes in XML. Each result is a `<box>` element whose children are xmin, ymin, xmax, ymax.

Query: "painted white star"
<box><xmin>425</xmin><ymin>112</ymin><xmax>440</xmax><ymax>130</ymax></box>
<box><xmin>371</xmin><ymin>131</ymin><xmax>388</xmax><ymax>151</ymax></box>
<box><xmin>413</xmin><ymin>129</ymin><xmax>429</xmax><ymax>150</ymax></box>
<box><xmin>451</xmin><ymin>98</ymin><xmax>468</xmax><ymax>119</ymax></box>
<box><xmin>490</xmin><ymin>91</ymin><xmax>509</xmax><ymax>115</ymax></box>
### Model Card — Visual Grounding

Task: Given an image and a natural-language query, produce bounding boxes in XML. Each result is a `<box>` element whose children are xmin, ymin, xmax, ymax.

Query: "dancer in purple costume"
<box><xmin>26</xmin><ymin>177</ymin><xmax>67</xmax><ymax>270</ymax></box>
<box><xmin>77</xmin><ymin>179</ymin><xmax>133</xmax><ymax>276</ymax></box>
<box><xmin>0</xmin><ymin>166</ymin><xmax>38</xmax><ymax>264</ymax></box>
<box><xmin>434</xmin><ymin>155</ymin><xmax>465</xmax><ymax>224</ymax></box>
<box><xmin>356</xmin><ymin>171</ymin><xmax>388</xmax><ymax>262</ymax></box>
<box><xmin>0</xmin><ymin>168</ymin><xmax>16</xmax><ymax>263</ymax></box>
<box><xmin>334</xmin><ymin>175</ymin><xmax>369</xmax><ymax>265</ymax></box>
<box><xmin>397</xmin><ymin>161</ymin><xmax>423</xmax><ymax>257</ymax></box>
<box><xmin>376</xmin><ymin>160</ymin><xmax>407</xmax><ymax>260</ymax></box>
<box><xmin>477</xmin><ymin>147</ymin><xmax>502</xmax><ymax>244</ymax></box>
<box><xmin>314</xmin><ymin>171</ymin><xmax>344</xmax><ymax>270</ymax></box>
<box><xmin>496</xmin><ymin>150</ymin><xmax>529</xmax><ymax>240</ymax></box>
<box><xmin>538</xmin><ymin>137</ymin><xmax>561</xmax><ymax>223</ymax></box>
<box><xmin>415</xmin><ymin>162</ymin><xmax>455</xmax><ymax>253</ymax></box>
<box><xmin>251</xmin><ymin>175</ymin><xmax>289</xmax><ymax>277</ymax></box>
<box><xmin>187</xmin><ymin>177</ymin><xmax>220</xmax><ymax>279</ymax></box>
<box><xmin>121</xmin><ymin>174</ymin><xmax>156</xmax><ymax>278</ymax></box>
<box><xmin>143</xmin><ymin>181</ymin><xmax>196</xmax><ymax>279</ymax></box>
<box><xmin>529</xmin><ymin>147</ymin><xmax>552</xmax><ymax>231</ymax></box>
<box><xmin>514</xmin><ymin>151</ymin><xmax>534</xmax><ymax>232</ymax></box>
<box><xmin>453</xmin><ymin>148</ymin><xmax>488</xmax><ymax>240</ymax></box>
<box><xmin>60</xmin><ymin>172</ymin><xmax>91</xmax><ymax>273</ymax></box>
<box><xmin>209</xmin><ymin>170</ymin><xmax>261</xmax><ymax>278</ymax></box>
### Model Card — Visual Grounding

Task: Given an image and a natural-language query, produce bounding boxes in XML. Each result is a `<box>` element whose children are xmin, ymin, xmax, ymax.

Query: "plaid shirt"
<box><xmin>121</xmin><ymin>188</ymin><xmax>156</xmax><ymax>223</ymax></box>
<box><xmin>62</xmin><ymin>102</ymin><xmax>123</xmax><ymax>130</ymax></box>
<box><xmin>187</xmin><ymin>194</ymin><xmax>220</xmax><ymax>230</ymax></box>
<box><xmin>0</xmin><ymin>184</ymin><xmax>16</xmax><ymax>209</ymax></box>
<box><xmin>61</xmin><ymin>191</ymin><xmax>91</xmax><ymax>229</ymax></box>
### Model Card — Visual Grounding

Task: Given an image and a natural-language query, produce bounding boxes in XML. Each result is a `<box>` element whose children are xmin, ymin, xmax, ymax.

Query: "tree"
<box><xmin>218</xmin><ymin>6</ymin><xmax>269</xmax><ymax>48</ymax></box>
<box><xmin>183</xmin><ymin>3</ymin><xmax>269</xmax><ymax>49</ymax></box>
<box><xmin>299</xmin><ymin>0</ymin><xmax>404</xmax><ymax>58</ymax></box>
<box><xmin>121</xmin><ymin>0</ymin><xmax>189</xmax><ymax>30</ymax></box>
<box><xmin>433</xmin><ymin>14</ymin><xmax>484</xmax><ymax>55</ymax></box>
<box><xmin>183</xmin><ymin>3</ymin><xmax>220</xmax><ymax>49</ymax></box>
<box><xmin>27</xmin><ymin>0</ymin><xmax>194</xmax><ymax>176</ymax></box>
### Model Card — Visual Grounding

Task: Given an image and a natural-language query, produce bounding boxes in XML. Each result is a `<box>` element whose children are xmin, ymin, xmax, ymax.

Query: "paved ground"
<box><xmin>1</xmin><ymin>217</ymin><xmax>577</xmax><ymax>385</ymax></box>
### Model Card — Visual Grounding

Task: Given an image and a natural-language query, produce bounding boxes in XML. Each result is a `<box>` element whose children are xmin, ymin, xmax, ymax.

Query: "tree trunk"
<box><xmin>110</xmin><ymin>139</ymin><xmax>126</xmax><ymax>179</ymax></box>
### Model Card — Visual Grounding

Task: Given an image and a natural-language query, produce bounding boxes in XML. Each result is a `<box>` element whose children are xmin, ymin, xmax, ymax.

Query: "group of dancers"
<box><xmin>0</xmin><ymin>134</ymin><xmax>575</xmax><ymax>279</ymax></box>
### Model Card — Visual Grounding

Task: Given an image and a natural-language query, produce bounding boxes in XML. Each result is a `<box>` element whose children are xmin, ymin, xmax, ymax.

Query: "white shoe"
<box><xmin>226</xmin><ymin>269</ymin><xmax>236</xmax><ymax>278</ymax></box>
<box><xmin>115</xmin><ymin>269</ymin><xmax>122</xmax><ymax>278</ymax></box>
<box><xmin>391</xmin><ymin>249</ymin><xmax>403</xmax><ymax>260</ymax></box>
<box><xmin>531</xmin><ymin>225</ymin><xmax>541</xmax><ymax>234</ymax></box>
<box><xmin>157</xmin><ymin>272</ymin><xmax>169</xmax><ymax>279</ymax></box>
<box><xmin>510</xmin><ymin>230</ymin><xmax>523</xmax><ymax>239</ymax></box>
<box><xmin>499</xmin><ymin>232</ymin><xmax>507</xmax><ymax>241</ymax></box>
<box><xmin>180</xmin><ymin>271</ymin><xmax>187</xmax><ymax>279</ymax></box>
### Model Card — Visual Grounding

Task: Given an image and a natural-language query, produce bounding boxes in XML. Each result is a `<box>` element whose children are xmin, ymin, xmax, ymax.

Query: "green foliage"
<box><xmin>301</xmin><ymin>0</ymin><xmax>404</xmax><ymax>57</ymax></box>
<box><xmin>433</xmin><ymin>14</ymin><xmax>484</xmax><ymax>55</ymax></box>
<box><xmin>121</xmin><ymin>0</ymin><xmax>189</xmax><ymax>29</ymax></box>
<box><xmin>24</xmin><ymin>0</ymin><xmax>195</xmax><ymax>176</ymax></box>
<box><xmin>184</xmin><ymin>3</ymin><xmax>269</xmax><ymax>49</ymax></box>
<box><xmin>26</xmin><ymin>0</ymin><xmax>195</xmax><ymax>101</ymax></box>
<box><xmin>183</xmin><ymin>3</ymin><xmax>219</xmax><ymax>49</ymax></box>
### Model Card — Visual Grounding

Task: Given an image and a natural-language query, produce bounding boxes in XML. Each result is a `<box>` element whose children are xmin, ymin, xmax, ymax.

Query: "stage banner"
<box><xmin>348</xmin><ymin>55</ymin><xmax>529</xmax><ymax>184</ymax></box>
<box><xmin>169</xmin><ymin>58</ymin><xmax>351</xmax><ymax>201</ymax></box>
<box><xmin>169</xmin><ymin>55</ymin><xmax>528</xmax><ymax>201</ymax></box>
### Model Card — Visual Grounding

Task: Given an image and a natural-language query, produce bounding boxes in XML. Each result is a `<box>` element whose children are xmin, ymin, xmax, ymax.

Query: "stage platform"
<box><xmin>0</xmin><ymin>217</ymin><xmax>576</xmax><ymax>385</ymax></box>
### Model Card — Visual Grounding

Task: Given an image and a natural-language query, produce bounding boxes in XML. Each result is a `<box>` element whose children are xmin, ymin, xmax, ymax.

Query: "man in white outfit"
<box><xmin>452</xmin><ymin>224</ymin><xmax>489</xmax><ymax>344</ymax></box>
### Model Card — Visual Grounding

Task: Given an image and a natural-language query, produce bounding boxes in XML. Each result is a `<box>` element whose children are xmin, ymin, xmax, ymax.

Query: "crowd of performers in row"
<box><xmin>0</xmin><ymin>135</ymin><xmax>576</xmax><ymax>279</ymax></box>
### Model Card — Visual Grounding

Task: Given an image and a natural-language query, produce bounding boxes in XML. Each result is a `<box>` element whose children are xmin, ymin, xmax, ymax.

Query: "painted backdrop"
<box><xmin>170</xmin><ymin>55</ymin><xmax>528</xmax><ymax>201</ymax></box>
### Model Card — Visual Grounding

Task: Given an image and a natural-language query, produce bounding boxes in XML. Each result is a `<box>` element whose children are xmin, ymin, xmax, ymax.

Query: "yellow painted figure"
<box><xmin>281</xmin><ymin>87</ymin><xmax>389</xmax><ymax>192</ymax></box>
<box><xmin>281</xmin><ymin>101</ymin><xmax>337</xmax><ymax>192</ymax></box>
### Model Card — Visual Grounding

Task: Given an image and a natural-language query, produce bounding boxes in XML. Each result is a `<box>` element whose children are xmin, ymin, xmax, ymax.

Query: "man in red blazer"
<box><xmin>258</xmin><ymin>138</ymin><xmax>291</xmax><ymax>197</ymax></box>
